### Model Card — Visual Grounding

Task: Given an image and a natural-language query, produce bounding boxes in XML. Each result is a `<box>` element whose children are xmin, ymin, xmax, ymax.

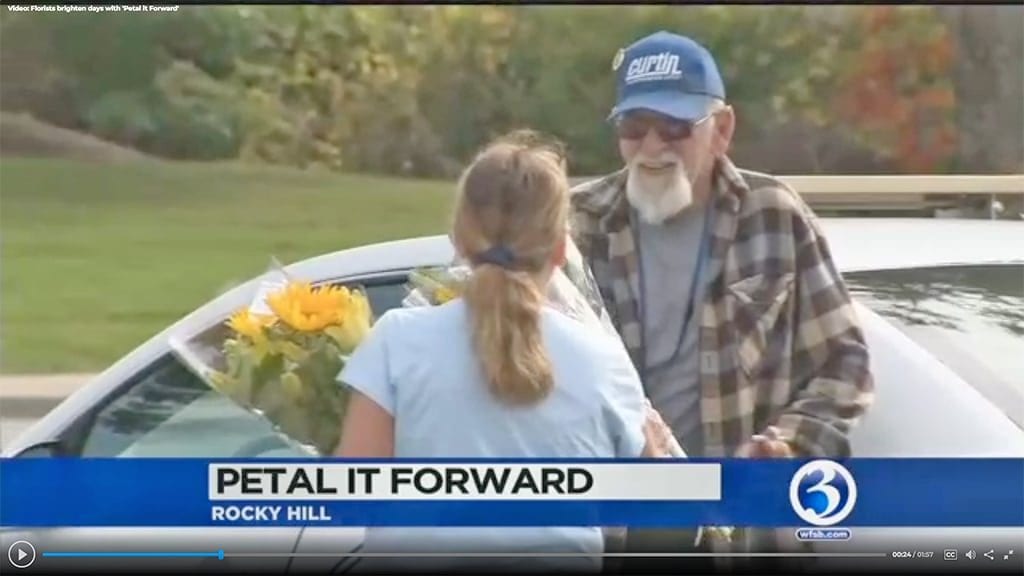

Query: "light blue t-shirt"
<box><xmin>338</xmin><ymin>299</ymin><xmax>648</xmax><ymax>573</ymax></box>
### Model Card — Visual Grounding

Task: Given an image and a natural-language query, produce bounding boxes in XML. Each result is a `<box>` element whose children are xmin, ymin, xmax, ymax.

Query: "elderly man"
<box><xmin>570</xmin><ymin>31</ymin><xmax>875</xmax><ymax>568</ymax></box>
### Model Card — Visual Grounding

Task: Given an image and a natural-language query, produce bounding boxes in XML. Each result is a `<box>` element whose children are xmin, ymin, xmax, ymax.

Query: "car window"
<box><xmin>353</xmin><ymin>275</ymin><xmax>412</xmax><ymax>318</ymax></box>
<box><xmin>846</xmin><ymin>263</ymin><xmax>1024</xmax><ymax>426</ymax></box>
<box><xmin>76</xmin><ymin>275</ymin><xmax>411</xmax><ymax>457</ymax></box>
<box><xmin>78</xmin><ymin>356</ymin><xmax>309</xmax><ymax>457</ymax></box>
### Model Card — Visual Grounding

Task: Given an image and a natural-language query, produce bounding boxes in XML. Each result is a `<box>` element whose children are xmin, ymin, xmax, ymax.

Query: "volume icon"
<box><xmin>966</xmin><ymin>550</ymin><xmax>977</xmax><ymax>560</ymax></box>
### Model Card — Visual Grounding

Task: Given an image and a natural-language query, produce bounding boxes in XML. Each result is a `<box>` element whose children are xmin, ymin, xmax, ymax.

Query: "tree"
<box><xmin>937</xmin><ymin>5</ymin><xmax>1024</xmax><ymax>173</ymax></box>
<box><xmin>831</xmin><ymin>6</ymin><xmax>958</xmax><ymax>173</ymax></box>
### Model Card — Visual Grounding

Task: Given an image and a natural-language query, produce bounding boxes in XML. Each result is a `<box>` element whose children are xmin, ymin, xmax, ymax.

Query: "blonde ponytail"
<box><xmin>452</xmin><ymin>131</ymin><xmax>569</xmax><ymax>406</ymax></box>
<box><xmin>462</xmin><ymin>264</ymin><xmax>552</xmax><ymax>405</ymax></box>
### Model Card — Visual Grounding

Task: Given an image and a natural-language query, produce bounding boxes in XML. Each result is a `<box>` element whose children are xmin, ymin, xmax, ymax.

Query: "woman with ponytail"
<box><xmin>335</xmin><ymin>132</ymin><xmax>675</xmax><ymax>573</ymax></box>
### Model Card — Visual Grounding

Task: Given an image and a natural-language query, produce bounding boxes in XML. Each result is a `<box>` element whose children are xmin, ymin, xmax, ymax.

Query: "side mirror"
<box><xmin>14</xmin><ymin>440</ymin><xmax>63</xmax><ymax>458</ymax></box>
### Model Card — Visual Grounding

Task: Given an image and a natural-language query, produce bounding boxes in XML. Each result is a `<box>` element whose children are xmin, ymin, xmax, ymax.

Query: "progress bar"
<box><xmin>40</xmin><ymin>551</ymin><xmax>887</xmax><ymax>559</ymax></box>
<box><xmin>43</xmin><ymin>551</ymin><xmax>224</xmax><ymax>559</ymax></box>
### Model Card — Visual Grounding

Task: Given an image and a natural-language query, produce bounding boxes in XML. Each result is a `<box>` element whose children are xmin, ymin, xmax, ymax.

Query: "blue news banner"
<box><xmin>0</xmin><ymin>458</ymin><xmax>1021</xmax><ymax>528</ymax></box>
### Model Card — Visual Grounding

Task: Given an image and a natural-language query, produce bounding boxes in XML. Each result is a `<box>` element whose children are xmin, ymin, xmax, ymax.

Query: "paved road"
<box><xmin>0</xmin><ymin>374</ymin><xmax>92</xmax><ymax>451</ymax></box>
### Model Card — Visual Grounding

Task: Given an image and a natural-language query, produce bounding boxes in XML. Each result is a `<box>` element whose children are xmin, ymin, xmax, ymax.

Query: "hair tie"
<box><xmin>473</xmin><ymin>245</ymin><xmax>517</xmax><ymax>269</ymax></box>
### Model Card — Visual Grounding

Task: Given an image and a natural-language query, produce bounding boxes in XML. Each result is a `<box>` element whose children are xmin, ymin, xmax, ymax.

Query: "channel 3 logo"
<box><xmin>789</xmin><ymin>460</ymin><xmax>858</xmax><ymax>526</ymax></box>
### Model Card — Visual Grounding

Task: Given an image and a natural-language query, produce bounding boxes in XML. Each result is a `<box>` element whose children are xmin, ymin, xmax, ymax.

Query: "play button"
<box><xmin>7</xmin><ymin>540</ymin><xmax>35</xmax><ymax>568</ymax></box>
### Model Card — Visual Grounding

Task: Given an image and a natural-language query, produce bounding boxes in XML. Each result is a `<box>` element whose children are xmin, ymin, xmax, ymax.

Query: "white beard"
<box><xmin>625</xmin><ymin>155</ymin><xmax>694</xmax><ymax>225</ymax></box>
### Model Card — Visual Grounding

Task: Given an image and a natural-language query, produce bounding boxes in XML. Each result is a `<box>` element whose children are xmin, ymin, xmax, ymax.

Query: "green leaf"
<box><xmin>249</xmin><ymin>348</ymin><xmax>285</xmax><ymax>399</ymax></box>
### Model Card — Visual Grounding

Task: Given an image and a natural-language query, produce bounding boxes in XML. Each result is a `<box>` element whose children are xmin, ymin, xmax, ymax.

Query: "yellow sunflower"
<box><xmin>267</xmin><ymin>282</ymin><xmax>369</xmax><ymax>336</ymax></box>
<box><xmin>325</xmin><ymin>289</ymin><xmax>372</xmax><ymax>352</ymax></box>
<box><xmin>226</xmin><ymin>309</ymin><xmax>276</xmax><ymax>340</ymax></box>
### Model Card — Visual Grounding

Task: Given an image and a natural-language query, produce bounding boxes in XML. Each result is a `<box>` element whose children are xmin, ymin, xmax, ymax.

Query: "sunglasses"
<box><xmin>615</xmin><ymin>112</ymin><xmax>714</xmax><ymax>142</ymax></box>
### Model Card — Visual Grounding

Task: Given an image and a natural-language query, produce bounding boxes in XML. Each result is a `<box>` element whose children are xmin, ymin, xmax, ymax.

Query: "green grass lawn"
<box><xmin>1</xmin><ymin>158</ymin><xmax>454</xmax><ymax>373</ymax></box>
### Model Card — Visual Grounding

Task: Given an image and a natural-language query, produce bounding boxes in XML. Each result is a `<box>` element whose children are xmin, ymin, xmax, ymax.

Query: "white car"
<box><xmin>3</xmin><ymin>218</ymin><xmax>1023</xmax><ymax>573</ymax></box>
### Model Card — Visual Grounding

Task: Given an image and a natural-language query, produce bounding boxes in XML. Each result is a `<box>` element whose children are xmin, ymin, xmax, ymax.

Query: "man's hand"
<box><xmin>735</xmin><ymin>425</ymin><xmax>795</xmax><ymax>458</ymax></box>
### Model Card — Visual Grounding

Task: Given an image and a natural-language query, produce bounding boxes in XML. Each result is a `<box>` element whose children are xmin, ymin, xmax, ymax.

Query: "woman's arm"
<box><xmin>333</xmin><ymin>391</ymin><xmax>395</xmax><ymax>458</ymax></box>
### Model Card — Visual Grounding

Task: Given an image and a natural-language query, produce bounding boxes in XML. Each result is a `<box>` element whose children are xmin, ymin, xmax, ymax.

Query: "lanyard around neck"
<box><xmin>632</xmin><ymin>197</ymin><xmax>715</xmax><ymax>380</ymax></box>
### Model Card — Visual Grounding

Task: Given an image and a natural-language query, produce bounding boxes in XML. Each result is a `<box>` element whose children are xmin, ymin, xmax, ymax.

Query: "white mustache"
<box><xmin>626</xmin><ymin>154</ymin><xmax>693</xmax><ymax>224</ymax></box>
<box><xmin>632</xmin><ymin>153</ymin><xmax>680</xmax><ymax>168</ymax></box>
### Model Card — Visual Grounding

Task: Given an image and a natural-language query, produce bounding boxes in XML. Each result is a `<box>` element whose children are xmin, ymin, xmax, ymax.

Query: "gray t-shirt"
<box><xmin>632</xmin><ymin>204</ymin><xmax>709</xmax><ymax>456</ymax></box>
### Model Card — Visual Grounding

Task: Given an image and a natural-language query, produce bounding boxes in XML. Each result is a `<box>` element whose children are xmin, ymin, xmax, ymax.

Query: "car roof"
<box><xmin>819</xmin><ymin>218</ymin><xmax>1024</xmax><ymax>273</ymax></box>
<box><xmin>289</xmin><ymin>217</ymin><xmax>1024</xmax><ymax>284</ymax></box>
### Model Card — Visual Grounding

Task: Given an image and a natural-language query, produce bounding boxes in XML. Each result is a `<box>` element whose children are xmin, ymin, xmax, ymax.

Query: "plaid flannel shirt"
<box><xmin>569</xmin><ymin>157</ymin><xmax>874</xmax><ymax>458</ymax></box>
<box><xmin>571</xmin><ymin>158</ymin><xmax>874</xmax><ymax>559</ymax></box>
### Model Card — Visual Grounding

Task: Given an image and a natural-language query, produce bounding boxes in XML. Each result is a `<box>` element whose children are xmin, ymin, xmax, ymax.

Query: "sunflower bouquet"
<box><xmin>171</xmin><ymin>262</ymin><xmax>372</xmax><ymax>456</ymax></box>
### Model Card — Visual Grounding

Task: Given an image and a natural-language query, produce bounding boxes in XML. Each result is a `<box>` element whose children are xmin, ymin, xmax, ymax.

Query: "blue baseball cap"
<box><xmin>609</xmin><ymin>31</ymin><xmax>726</xmax><ymax>122</ymax></box>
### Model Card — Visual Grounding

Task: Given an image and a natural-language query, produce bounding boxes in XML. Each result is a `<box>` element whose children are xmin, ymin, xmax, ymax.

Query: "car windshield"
<box><xmin>845</xmin><ymin>263</ymin><xmax>1024</xmax><ymax>424</ymax></box>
